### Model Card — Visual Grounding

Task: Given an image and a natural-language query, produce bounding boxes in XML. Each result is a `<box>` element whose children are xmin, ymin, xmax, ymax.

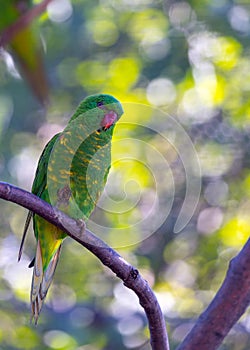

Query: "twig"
<box><xmin>177</xmin><ymin>237</ymin><xmax>250</xmax><ymax>350</ymax></box>
<box><xmin>0</xmin><ymin>0</ymin><xmax>53</xmax><ymax>48</ymax></box>
<box><xmin>0</xmin><ymin>182</ymin><xmax>169</xmax><ymax>350</ymax></box>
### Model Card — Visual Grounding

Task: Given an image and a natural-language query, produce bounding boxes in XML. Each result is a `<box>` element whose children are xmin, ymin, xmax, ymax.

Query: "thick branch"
<box><xmin>0</xmin><ymin>0</ymin><xmax>53</xmax><ymax>48</ymax></box>
<box><xmin>0</xmin><ymin>182</ymin><xmax>169</xmax><ymax>350</ymax></box>
<box><xmin>177</xmin><ymin>238</ymin><xmax>250</xmax><ymax>350</ymax></box>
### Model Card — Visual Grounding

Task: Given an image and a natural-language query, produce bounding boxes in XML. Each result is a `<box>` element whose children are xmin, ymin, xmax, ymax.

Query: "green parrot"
<box><xmin>19</xmin><ymin>94</ymin><xmax>124</xmax><ymax>323</ymax></box>
<box><xmin>0</xmin><ymin>0</ymin><xmax>48</xmax><ymax>104</ymax></box>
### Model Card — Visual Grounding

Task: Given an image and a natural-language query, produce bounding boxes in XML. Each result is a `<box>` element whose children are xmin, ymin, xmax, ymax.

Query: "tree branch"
<box><xmin>177</xmin><ymin>238</ymin><xmax>250</xmax><ymax>350</ymax></box>
<box><xmin>2</xmin><ymin>181</ymin><xmax>250</xmax><ymax>349</ymax></box>
<box><xmin>0</xmin><ymin>182</ymin><xmax>169</xmax><ymax>350</ymax></box>
<box><xmin>0</xmin><ymin>0</ymin><xmax>53</xmax><ymax>48</ymax></box>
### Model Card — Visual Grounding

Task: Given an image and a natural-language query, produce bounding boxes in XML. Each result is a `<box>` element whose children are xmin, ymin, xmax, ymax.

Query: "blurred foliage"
<box><xmin>1</xmin><ymin>0</ymin><xmax>250</xmax><ymax>349</ymax></box>
<box><xmin>0</xmin><ymin>0</ymin><xmax>49</xmax><ymax>104</ymax></box>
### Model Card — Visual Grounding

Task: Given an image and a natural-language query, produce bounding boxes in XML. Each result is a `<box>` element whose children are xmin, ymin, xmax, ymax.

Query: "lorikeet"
<box><xmin>19</xmin><ymin>94</ymin><xmax>124</xmax><ymax>323</ymax></box>
<box><xmin>0</xmin><ymin>0</ymin><xmax>48</xmax><ymax>104</ymax></box>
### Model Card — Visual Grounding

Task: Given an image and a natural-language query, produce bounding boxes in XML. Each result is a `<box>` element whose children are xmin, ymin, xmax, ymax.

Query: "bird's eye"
<box><xmin>97</xmin><ymin>101</ymin><xmax>104</xmax><ymax>108</ymax></box>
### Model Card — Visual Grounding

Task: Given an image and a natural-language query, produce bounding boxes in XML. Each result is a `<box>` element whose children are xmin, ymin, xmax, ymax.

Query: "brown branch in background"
<box><xmin>0</xmin><ymin>182</ymin><xmax>169</xmax><ymax>350</ymax></box>
<box><xmin>177</xmin><ymin>237</ymin><xmax>250</xmax><ymax>350</ymax></box>
<box><xmin>0</xmin><ymin>0</ymin><xmax>53</xmax><ymax>48</ymax></box>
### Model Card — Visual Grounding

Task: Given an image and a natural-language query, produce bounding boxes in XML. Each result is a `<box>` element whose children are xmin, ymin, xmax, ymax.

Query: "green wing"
<box><xmin>32</xmin><ymin>134</ymin><xmax>59</xmax><ymax>197</ymax></box>
<box><xmin>18</xmin><ymin>134</ymin><xmax>60</xmax><ymax>260</ymax></box>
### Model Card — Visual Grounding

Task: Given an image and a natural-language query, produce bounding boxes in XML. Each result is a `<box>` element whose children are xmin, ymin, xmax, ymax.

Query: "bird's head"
<box><xmin>70</xmin><ymin>94</ymin><xmax>124</xmax><ymax>134</ymax></box>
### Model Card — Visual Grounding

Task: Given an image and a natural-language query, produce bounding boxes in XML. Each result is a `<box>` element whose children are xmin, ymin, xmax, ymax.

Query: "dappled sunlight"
<box><xmin>146</xmin><ymin>78</ymin><xmax>176</xmax><ymax>106</ymax></box>
<box><xmin>49</xmin><ymin>284</ymin><xmax>77</xmax><ymax>313</ymax></box>
<box><xmin>0</xmin><ymin>95</ymin><xmax>13</xmax><ymax>136</ymax></box>
<box><xmin>197</xmin><ymin>143</ymin><xmax>235</xmax><ymax>177</ymax></box>
<box><xmin>219</xmin><ymin>217</ymin><xmax>250</xmax><ymax>248</ymax></box>
<box><xmin>8</xmin><ymin>147</ymin><xmax>39</xmax><ymax>189</ymax></box>
<box><xmin>43</xmin><ymin>330</ymin><xmax>77</xmax><ymax>349</ymax></box>
<box><xmin>111</xmin><ymin>282</ymin><xmax>143</xmax><ymax>317</ymax></box>
<box><xmin>228</xmin><ymin>5</ymin><xmax>250</xmax><ymax>33</ymax></box>
<box><xmin>47</xmin><ymin>0</ymin><xmax>73</xmax><ymax>23</ymax></box>
<box><xmin>1</xmin><ymin>0</ymin><xmax>250</xmax><ymax>348</ymax></box>
<box><xmin>70</xmin><ymin>307</ymin><xmax>95</xmax><ymax>328</ymax></box>
<box><xmin>197</xmin><ymin>207</ymin><xmax>224</xmax><ymax>235</ymax></box>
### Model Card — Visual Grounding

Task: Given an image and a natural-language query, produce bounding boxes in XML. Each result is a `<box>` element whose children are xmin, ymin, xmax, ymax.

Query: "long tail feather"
<box><xmin>30</xmin><ymin>240</ymin><xmax>62</xmax><ymax>324</ymax></box>
<box><xmin>18</xmin><ymin>211</ymin><xmax>33</xmax><ymax>261</ymax></box>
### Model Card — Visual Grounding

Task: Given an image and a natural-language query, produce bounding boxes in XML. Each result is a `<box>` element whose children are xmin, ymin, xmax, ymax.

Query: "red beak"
<box><xmin>101</xmin><ymin>111</ymin><xmax>118</xmax><ymax>130</ymax></box>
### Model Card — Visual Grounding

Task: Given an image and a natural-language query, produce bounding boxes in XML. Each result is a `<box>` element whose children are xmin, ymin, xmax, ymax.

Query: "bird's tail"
<box><xmin>30</xmin><ymin>240</ymin><xmax>62</xmax><ymax>324</ymax></box>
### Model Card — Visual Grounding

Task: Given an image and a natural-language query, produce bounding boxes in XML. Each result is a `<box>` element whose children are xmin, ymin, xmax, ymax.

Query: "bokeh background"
<box><xmin>1</xmin><ymin>0</ymin><xmax>250</xmax><ymax>349</ymax></box>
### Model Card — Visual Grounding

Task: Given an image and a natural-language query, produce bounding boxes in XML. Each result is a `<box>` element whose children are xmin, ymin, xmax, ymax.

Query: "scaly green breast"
<box><xmin>46</xmin><ymin>125</ymin><xmax>113</xmax><ymax>220</ymax></box>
